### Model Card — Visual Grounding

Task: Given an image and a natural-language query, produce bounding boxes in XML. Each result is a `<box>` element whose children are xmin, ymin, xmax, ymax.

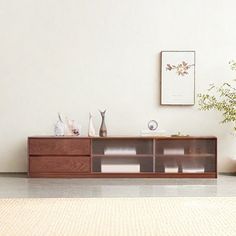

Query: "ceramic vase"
<box><xmin>88</xmin><ymin>113</ymin><xmax>96</xmax><ymax>137</ymax></box>
<box><xmin>54</xmin><ymin>113</ymin><xmax>65</xmax><ymax>136</ymax></box>
<box><xmin>99</xmin><ymin>110</ymin><xmax>107</xmax><ymax>137</ymax></box>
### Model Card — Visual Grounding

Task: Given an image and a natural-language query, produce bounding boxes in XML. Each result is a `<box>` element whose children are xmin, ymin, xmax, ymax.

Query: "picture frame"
<box><xmin>160</xmin><ymin>51</ymin><xmax>196</xmax><ymax>105</ymax></box>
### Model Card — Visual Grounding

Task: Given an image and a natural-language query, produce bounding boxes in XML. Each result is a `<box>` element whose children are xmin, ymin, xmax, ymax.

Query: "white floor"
<box><xmin>0</xmin><ymin>173</ymin><xmax>236</xmax><ymax>198</ymax></box>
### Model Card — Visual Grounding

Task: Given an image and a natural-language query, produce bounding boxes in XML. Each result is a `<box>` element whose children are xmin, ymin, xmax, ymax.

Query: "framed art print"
<box><xmin>161</xmin><ymin>51</ymin><xmax>195</xmax><ymax>105</ymax></box>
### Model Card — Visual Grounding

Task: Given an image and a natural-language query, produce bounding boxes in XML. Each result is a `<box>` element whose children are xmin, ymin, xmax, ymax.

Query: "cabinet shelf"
<box><xmin>156</xmin><ymin>154</ymin><xmax>215</xmax><ymax>158</ymax></box>
<box><xmin>155</xmin><ymin>172</ymin><xmax>217</xmax><ymax>178</ymax></box>
<box><xmin>93</xmin><ymin>154</ymin><xmax>153</xmax><ymax>158</ymax></box>
<box><xmin>92</xmin><ymin>171</ymin><xmax>153</xmax><ymax>174</ymax></box>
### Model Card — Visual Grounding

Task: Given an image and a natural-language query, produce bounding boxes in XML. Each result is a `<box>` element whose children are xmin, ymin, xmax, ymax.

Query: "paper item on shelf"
<box><xmin>182</xmin><ymin>167</ymin><xmax>205</xmax><ymax>173</ymax></box>
<box><xmin>140</xmin><ymin>129</ymin><xmax>166</xmax><ymax>136</ymax></box>
<box><xmin>182</xmin><ymin>168</ymin><xmax>205</xmax><ymax>173</ymax></box>
<box><xmin>163</xmin><ymin>161</ymin><xmax>179</xmax><ymax>173</ymax></box>
<box><xmin>102</xmin><ymin>165</ymin><xmax>140</xmax><ymax>173</ymax></box>
<box><xmin>164</xmin><ymin>167</ymin><xmax>179</xmax><ymax>173</ymax></box>
<box><xmin>104</xmin><ymin>147</ymin><xmax>136</xmax><ymax>155</ymax></box>
<box><xmin>101</xmin><ymin>157</ymin><xmax>140</xmax><ymax>173</ymax></box>
<box><xmin>163</xmin><ymin>148</ymin><xmax>185</xmax><ymax>155</ymax></box>
<box><xmin>181</xmin><ymin>160</ymin><xmax>205</xmax><ymax>173</ymax></box>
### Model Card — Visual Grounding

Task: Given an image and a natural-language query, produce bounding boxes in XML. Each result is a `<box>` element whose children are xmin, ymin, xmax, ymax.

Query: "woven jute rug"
<box><xmin>0</xmin><ymin>197</ymin><xmax>235</xmax><ymax>236</ymax></box>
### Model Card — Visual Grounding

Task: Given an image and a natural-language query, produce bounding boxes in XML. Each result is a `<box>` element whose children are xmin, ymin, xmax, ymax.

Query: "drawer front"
<box><xmin>29</xmin><ymin>156</ymin><xmax>91</xmax><ymax>173</ymax></box>
<box><xmin>29</xmin><ymin>138</ymin><xmax>91</xmax><ymax>155</ymax></box>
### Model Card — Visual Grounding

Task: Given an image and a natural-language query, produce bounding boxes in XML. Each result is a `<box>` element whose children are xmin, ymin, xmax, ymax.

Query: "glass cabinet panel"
<box><xmin>92</xmin><ymin>138</ymin><xmax>154</xmax><ymax>173</ymax></box>
<box><xmin>155</xmin><ymin>139</ymin><xmax>216</xmax><ymax>174</ymax></box>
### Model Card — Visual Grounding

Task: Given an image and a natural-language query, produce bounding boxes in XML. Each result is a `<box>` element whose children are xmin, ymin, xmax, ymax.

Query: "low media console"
<box><xmin>28</xmin><ymin>136</ymin><xmax>217</xmax><ymax>178</ymax></box>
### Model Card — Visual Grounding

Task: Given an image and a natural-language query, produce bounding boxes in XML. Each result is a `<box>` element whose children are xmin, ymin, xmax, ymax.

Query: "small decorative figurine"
<box><xmin>54</xmin><ymin>113</ymin><xmax>65</xmax><ymax>136</ymax></box>
<box><xmin>71</xmin><ymin>120</ymin><xmax>80</xmax><ymax>136</ymax></box>
<box><xmin>99</xmin><ymin>110</ymin><xmax>107</xmax><ymax>137</ymax></box>
<box><xmin>88</xmin><ymin>113</ymin><xmax>96</xmax><ymax>137</ymax></box>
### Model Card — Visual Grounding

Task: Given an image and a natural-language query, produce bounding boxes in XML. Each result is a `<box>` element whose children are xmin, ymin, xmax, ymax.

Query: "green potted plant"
<box><xmin>198</xmin><ymin>61</ymin><xmax>236</xmax><ymax>131</ymax></box>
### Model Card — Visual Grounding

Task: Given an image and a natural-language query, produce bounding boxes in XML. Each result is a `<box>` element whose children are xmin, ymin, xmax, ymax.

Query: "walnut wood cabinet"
<box><xmin>28</xmin><ymin>136</ymin><xmax>217</xmax><ymax>178</ymax></box>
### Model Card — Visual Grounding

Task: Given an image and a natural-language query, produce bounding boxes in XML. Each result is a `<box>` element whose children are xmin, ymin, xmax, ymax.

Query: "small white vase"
<box><xmin>54</xmin><ymin>121</ymin><xmax>65</xmax><ymax>136</ymax></box>
<box><xmin>54</xmin><ymin>113</ymin><xmax>65</xmax><ymax>136</ymax></box>
<box><xmin>88</xmin><ymin>113</ymin><xmax>96</xmax><ymax>136</ymax></box>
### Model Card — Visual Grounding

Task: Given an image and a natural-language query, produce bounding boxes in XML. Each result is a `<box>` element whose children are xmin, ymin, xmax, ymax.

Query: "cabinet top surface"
<box><xmin>28</xmin><ymin>135</ymin><xmax>217</xmax><ymax>139</ymax></box>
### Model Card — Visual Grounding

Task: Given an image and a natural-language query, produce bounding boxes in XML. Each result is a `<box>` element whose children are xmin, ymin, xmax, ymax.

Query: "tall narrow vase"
<box><xmin>99</xmin><ymin>110</ymin><xmax>107</xmax><ymax>137</ymax></box>
<box><xmin>88</xmin><ymin>113</ymin><xmax>96</xmax><ymax>137</ymax></box>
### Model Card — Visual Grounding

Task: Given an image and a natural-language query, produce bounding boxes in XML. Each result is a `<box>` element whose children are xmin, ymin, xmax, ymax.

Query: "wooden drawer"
<box><xmin>29</xmin><ymin>138</ymin><xmax>90</xmax><ymax>155</ymax></box>
<box><xmin>29</xmin><ymin>156</ymin><xmax>90</xmax><ymax>173</ymax></box>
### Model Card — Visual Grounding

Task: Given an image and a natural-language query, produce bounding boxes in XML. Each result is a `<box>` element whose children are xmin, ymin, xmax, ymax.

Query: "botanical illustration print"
<box><xmin>166</xmin><ymin>61</ymin><xmax>194</xmax><ymax>77</ymax></box>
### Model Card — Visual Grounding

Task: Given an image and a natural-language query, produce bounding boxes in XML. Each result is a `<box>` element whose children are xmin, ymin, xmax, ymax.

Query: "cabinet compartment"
<box><xmin>155</xmin><ymin>138</ymin><xmax>216</xmax><ymax>174</ymax></box>
<box><xmin>29</xmin><ymin>138</ymin><xmax>91</xmax><ymax>155</ymax></box>
<box><xmin>29</xmin><ymin>156</ymin><xmax>90</xmax><ymax>173</ymax></box>
<box><xmin>93</xmin><ymin>156</ymin><xmax>153</xmax><ymax>173</ymax></box>
<box><xmin>156</xmin><ymin>156</ymin><xmax>216</xmax><ymax>173</ymax></box>
<box><xmin>156</xmin><ymin>139</ymin><xmax>216</xmax><ymax>155</ymax></box>
<box><xmin>92</xmin><ymin>138</ymin><xmax>154</xmax><ymax>173</ymax></box>
<box><xmin>92</xmin><ymin>138</ymin><xmax>153</xmax><ymax>155</ymax></box>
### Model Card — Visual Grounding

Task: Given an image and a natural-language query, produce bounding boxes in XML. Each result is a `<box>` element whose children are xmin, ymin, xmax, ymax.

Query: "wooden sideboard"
<box><xmin>28</xmin><ymin>136</ymin><xmax>217</xmax><ymax>178</ymax></box>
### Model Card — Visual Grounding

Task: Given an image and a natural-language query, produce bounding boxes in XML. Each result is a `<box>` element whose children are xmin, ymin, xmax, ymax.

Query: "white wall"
<box><xmin>0</xmin><ymin>0</ymin><xmax>236</xmax><ymax>172</ymax></box>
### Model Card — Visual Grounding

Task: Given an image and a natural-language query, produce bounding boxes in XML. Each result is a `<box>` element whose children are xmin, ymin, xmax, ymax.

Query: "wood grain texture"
<box><xmin>29</xmin><ymin>138</ymin><xmax>90</xmax><ymax>155</ymax></box>
<box><xmin>29</xmin><ymin>156</ymin><xmax>90</xmax><ymax>173</ymax></box>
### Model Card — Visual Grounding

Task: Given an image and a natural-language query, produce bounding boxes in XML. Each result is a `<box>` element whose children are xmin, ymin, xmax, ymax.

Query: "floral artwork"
<box><xmin>161</xmin><ymin>51</ymin><xmax>195</xmax><ymax>105</ymax></box>
<box><xmin>166</xmin><ymin>61</ymin><xmax>194</xmax><ymax>76</ymax></box>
